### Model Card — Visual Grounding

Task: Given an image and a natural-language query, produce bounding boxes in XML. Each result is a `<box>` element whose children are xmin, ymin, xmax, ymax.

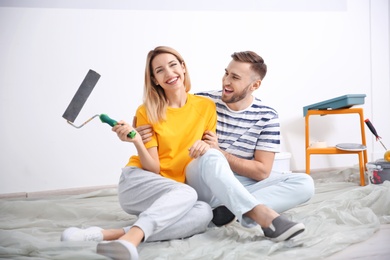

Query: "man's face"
<box><xmin>221</xmin><ymin>60</ymin><xmax>256</xmax><ymax>105</ymax></box>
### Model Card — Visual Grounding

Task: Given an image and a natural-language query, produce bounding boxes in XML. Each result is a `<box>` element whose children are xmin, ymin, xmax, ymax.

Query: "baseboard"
<box><xmin>0</xmin><ymin>184</ymin><xmax>118</xmax><ymax>199</ymax></box>
<box><xmin>293</xmin><ymin>166</ymin><xmax>359</xmax><ymax>174</ymax></box>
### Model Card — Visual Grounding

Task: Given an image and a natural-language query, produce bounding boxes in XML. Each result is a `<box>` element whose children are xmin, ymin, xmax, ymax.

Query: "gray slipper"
<box><xmin>262</xmin><ymin>215</ymin><xmax>305</xmax><ymax>242</ymax></box>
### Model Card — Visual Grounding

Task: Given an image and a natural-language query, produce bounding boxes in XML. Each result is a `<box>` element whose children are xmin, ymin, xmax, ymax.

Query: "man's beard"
<box><xmin>221</xmin><ymin>84</ymin><xmax>252</xmax><ymax>104</ymax></box>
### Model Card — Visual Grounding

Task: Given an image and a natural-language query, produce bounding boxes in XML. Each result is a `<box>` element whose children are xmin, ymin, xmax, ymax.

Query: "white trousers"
<box><xmin>118</xmin><ymin>167</ymin><xmax>212</xmax><ymax>242</ymax></box>
<box><xmin>186</xmin><ymin>149</ymin><xmax>315</xmax><ymax>228</ymax></box>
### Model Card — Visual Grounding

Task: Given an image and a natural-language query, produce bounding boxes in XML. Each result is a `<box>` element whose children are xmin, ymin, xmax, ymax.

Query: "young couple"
<box><xmin>61</xmin><ymin>46</ymin><xmax>315</xmax><ymax>260</ymax></box>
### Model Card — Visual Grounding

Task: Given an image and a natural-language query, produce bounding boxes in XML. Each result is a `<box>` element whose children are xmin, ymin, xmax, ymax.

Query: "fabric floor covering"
<box><xmin>1</xmin><ymin>168</ymin><xmax>390</xmax><ymax>260</ymax></box>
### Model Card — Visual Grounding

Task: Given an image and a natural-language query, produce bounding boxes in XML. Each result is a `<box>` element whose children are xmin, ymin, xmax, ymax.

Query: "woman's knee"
<box><xmin>180</xmin><ymin>184</ymin><xmax>199</xmax><ymax>204</ymax></box>
<box><xmin>195</xmin><ymin>201</ymin><xmax>213</xmax><ymax>226</ymax></box>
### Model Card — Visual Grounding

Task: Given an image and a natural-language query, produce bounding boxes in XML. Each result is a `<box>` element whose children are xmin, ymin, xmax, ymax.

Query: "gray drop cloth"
<box><xmin>1</xmin><ymin>168</ymin><xmax>390</xmax><ymax>260</ymax></box>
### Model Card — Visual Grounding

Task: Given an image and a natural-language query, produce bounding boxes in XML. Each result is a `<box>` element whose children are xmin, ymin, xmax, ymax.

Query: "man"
<box><xmin>194</xmin><ymin>51</ymin><xmax>314</xmax><ymax>226</ymax></box>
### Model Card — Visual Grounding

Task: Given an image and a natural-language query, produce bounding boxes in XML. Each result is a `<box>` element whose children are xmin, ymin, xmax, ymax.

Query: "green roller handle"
<box><xmin>99</xmin><ymin>114</ymin><xmax>136</xmax><ymax>139</ymax></box>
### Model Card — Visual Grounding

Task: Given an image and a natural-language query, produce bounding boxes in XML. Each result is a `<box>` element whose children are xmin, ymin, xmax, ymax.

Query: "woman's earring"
<box><xmin>152</xmin><ymin>78</ymin><xmax>159</xmax><ymax>86</ymax></box>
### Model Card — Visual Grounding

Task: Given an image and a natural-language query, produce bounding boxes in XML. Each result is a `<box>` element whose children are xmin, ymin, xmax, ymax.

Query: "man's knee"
<box><xmin>297</xmin><ymin>173</ymin><xmax>315</xmax><ymax>201</ymax></box>
<box><xmin>200</xmin><ymin>148</ymin><xmax>227</xmax><ymax>166</ymax></box>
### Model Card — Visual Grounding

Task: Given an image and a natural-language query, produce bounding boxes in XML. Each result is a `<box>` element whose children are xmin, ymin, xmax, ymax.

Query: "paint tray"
<box><xmin>303</xmin><ymin>94</ymin><xmax>366</xmax><ymax>117</ymax></box>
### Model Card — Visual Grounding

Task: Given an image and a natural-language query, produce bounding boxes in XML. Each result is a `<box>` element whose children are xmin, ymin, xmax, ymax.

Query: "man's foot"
<box><xmin>212</xmin><ymin>205</ymin><xmax>236</xmax><ymax>227</ymax></box>
<box><xmin>61</xmin><ymin>226</ymin><xmax>103</xmax><ymax>242</ymax></box>
<box><xmin>261</xmin><ymin>216</ymin><xmax>305</xmax><ymax>242</ymax></box>
<box><xmin>97</xmin><ymin>240</ymin><xmax>139</xmax><ymax>260</ymax></box>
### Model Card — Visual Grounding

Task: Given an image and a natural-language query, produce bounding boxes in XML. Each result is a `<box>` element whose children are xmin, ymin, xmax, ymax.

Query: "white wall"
<box><xmin>0</xmin><ymin>0</ymin><xmax>389</xmax><ymax>194</ymax></box>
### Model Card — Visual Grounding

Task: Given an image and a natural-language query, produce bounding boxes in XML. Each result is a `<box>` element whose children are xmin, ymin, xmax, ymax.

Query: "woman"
<box><xmin>61</xmin><ymin>46</ymin><xmax>217</xmax><ymax>260</ymax></box>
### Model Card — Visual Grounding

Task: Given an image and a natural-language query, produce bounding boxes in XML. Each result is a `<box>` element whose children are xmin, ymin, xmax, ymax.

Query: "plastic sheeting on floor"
<box><xmin>1</xmin><ymin>168</ymin><xmax>390</xmax><ymax>260</ymax></box>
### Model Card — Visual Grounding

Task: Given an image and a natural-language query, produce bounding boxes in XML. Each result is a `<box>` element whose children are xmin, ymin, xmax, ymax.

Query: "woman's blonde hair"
<box><xmin>144</xmin><ymin>46</ymin><xmax>191</xmax><ymax>124</ymax></box>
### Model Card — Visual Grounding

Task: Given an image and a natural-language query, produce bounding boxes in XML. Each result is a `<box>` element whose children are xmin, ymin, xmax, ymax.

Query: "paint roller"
<box><xmin>62</xmin><ymin>69</ymin><xmax>136</xmax><ymax>138</ymax></box>
<box><xmin>365</xmin><ymin>119</ymin><xmax>390</xmax><ymax>162</ymax></box>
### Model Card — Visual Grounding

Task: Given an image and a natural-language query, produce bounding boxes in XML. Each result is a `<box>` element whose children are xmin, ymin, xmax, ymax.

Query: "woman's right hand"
<box><xmin>112</xmin><ymin>120</ymin><xmax>140</xmax><ymax>143</ymax></box>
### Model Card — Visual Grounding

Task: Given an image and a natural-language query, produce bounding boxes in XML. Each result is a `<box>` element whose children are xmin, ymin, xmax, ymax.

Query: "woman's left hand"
<box><xmin>188</xmin><ymin>140</ymin><xmax>210</xmax><ymax>159</ymax></box>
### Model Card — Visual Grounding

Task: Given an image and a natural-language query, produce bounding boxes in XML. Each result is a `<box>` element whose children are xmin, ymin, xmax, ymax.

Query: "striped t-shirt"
<box><xmin>196</xmin><ymin>90</ymin><xmax>280</xmax><ymax>160</ymax></box>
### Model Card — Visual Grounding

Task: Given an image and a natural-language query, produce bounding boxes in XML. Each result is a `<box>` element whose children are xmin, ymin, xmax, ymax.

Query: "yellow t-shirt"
<box><xmin>126</xmin><ymin>93</ymin><xmax>217</xmax><ymax>183</ymax></box>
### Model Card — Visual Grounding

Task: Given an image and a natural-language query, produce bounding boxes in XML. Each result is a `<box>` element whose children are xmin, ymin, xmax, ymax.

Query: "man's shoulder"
<box><xmin>252</xmin><ymin>97</ymin><xmax>278</xmax><ymax>115</ymax></box>
<box><xmin>194</xmin><ymin>90</ymin><xmax>222</xmax><ymax>99</ymax></box>
<box><xmin>189</xmin><ymin>93</ymin><xmax>216</xmax><ymax>108</ymax></box>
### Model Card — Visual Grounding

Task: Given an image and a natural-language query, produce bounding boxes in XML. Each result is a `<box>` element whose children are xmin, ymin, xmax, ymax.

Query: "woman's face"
<box><xmin>151</xmin><ymin>53</ymin><xmax>186</xmax><ymax>92</ymax></box>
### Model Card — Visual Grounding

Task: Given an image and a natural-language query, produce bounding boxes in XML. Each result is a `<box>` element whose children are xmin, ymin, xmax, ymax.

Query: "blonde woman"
<box><xmin>62</xmin><ymin>46</ymin><xmax>216</xmax><ymax>259</ymax></box>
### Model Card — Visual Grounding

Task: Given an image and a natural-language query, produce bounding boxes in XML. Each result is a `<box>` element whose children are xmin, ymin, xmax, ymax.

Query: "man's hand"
<box><xmin>133</xmin><ymin>116</ymin><xmax>153</xmax><ymax>143</ymax></box>
<box><xmin>202</xmin><ymin>130</ymin><xmax>219</xmax><ymax>149</ymax></box>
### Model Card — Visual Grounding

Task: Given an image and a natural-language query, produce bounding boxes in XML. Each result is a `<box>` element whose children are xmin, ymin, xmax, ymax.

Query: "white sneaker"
<box><xmin>61</xmin><ymin>226</ymin><xmax>103</xmax><ymax>242</ymax></box>
<box><xmin>97</xmin><ymin>240</ymin><xmax>139</xmax><ymax>260</ymax></box>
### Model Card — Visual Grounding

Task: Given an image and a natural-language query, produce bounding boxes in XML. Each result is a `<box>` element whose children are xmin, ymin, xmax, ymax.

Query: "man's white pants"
<box><xmin>186</xmin><ymin>149</ymin><xmax>315</xmax><ymax>228</ymax></box>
